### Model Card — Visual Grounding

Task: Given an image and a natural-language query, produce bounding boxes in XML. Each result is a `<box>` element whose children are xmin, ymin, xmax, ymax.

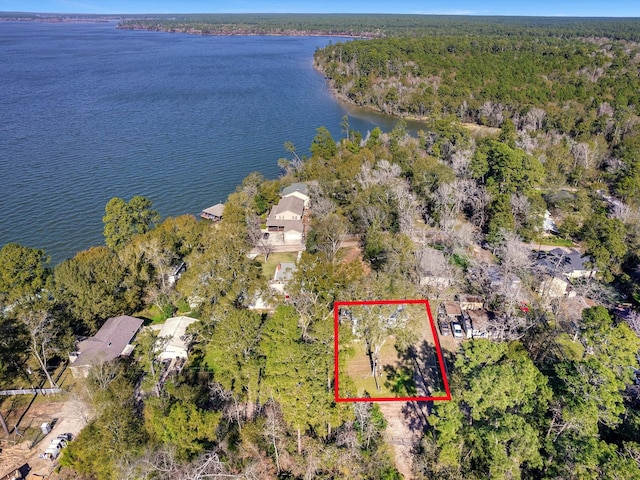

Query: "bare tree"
<box><xmin>510</xmin><ymin>192</ymin><xmax>532</xmax><ymax>230</ymax></box>
<box><xmin>496</xmin><ymin>230</ymin><xmax>533</xmax><ymax>277</ymax></box>
<box><xmin>625</xmin><ymin>310</ymin><xmax>640</xmax><ymax>336</ymax></box>
<box><xmin>448</xmin><ymin>146</ymin><xmax>475</xmax><ymax>178</ymax></box>
<box><xmin>391</xmin><ymin>180</ymin><xmax>417</xmax><ymax>236</ymax></box>
<box><xmin>522</xmin><ymin>107</ymin><xmax>546</xmax><ymax>131</ymax></box>
<box><xmin>263</xmin><ymin>400</ymin><xmax>285</xmax><ymax>475</ymax></box>
<box><xmin>19</xmin><ymin>310</ymin><xmax>61</xmax><ymax>388</ymax></box>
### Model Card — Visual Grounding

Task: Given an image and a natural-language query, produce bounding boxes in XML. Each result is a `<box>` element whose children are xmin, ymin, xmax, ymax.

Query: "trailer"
<box><xmin>41</xmin><ymin>433</ymin><xmax>72</xmax><ymax>461</ymax></box>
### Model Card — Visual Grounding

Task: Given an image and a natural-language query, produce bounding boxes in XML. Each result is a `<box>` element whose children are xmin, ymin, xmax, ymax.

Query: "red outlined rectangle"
<box><xmin>334</xmin><ymin>299</ymin><xmax>451</xmax><ymax>402</ymax></box>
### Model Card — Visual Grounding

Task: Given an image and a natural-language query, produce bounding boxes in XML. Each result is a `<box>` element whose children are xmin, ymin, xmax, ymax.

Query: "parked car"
<box><xmin>451</xmin><ymin>322</ymin><xmax>464</xmax><ymax>339</ymax></box>
<box><xmin>438</xmin><ymin>319</ymin><xmax>451</xmax><ymax>336</ymax></box>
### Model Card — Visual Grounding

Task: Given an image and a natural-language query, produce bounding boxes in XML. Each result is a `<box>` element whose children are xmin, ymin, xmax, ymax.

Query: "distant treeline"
<box><xmin>116</xmin><ymin>14</ymin><xmax>640</xmax><ymax>40</ymax></box>
<box><xmin>4</xmin><ymin>13</ymin><xmax>640</xmax><ymax>40</ymax></box>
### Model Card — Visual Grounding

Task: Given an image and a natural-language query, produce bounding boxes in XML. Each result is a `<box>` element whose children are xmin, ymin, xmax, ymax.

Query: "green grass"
<box><xmin>556</xmin><ymin>332</ymin><xmax>585</xmax><ymax>361</ymax></box>
<box><xmin>536</xmin><ymin>236</ymin><xmax>574</xmax><ymax>247</ymax></box>
<box><xmin>259</xmin><ymin>251</ymin><xmax>299</xmax><ymax>280</ymax></box>
<box><xmin>345</xmin><ymin>339</ymin><xmax>401</xmax><ymax>398</ymax></box>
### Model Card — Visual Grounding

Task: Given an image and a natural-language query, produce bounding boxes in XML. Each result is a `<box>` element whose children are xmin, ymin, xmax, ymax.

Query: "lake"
<box><xmin>0</xmin><ymin>22</ymin><xmax>422</xmax><ymax>265</ymax></box>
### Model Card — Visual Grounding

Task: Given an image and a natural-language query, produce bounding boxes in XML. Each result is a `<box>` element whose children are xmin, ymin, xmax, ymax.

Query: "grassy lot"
<box><xmin>340</xmin><ymin>302</ymin><xmax>445</xmax><ymax>399</ymax></box>
<box><xmin>259</xmin><ymin>251</ymin><xmax>299</xmax><ymax>280</ymax></box>
<box><xmin>344</xmin><ymin>337</ymin><xmax>403</xmax><ymax>398</ymax></box>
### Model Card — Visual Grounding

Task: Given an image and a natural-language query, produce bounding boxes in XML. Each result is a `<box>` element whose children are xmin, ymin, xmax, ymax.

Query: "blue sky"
<box><xmin>2</xmin><ymin>1</ymin><xmax>640</xmax><ymax>17</ymax></box>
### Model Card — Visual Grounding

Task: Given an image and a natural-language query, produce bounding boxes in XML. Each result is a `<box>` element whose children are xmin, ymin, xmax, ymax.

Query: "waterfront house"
<box><xmin>281</xmin><ymin>182</ymin><xmax>310</xmax><ymax>207</ymax></box>
<box><xmin>266</xmin><ymin>196</ymin><xmax>305</xmax><ymax>244</ymax></box>
<box><xmin>69</xmin><ymin>315</ymin><xmax>144</xmax><ymax>378</ymax></box>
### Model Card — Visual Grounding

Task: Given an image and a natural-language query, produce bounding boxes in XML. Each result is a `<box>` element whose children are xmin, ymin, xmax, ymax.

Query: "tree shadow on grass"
<box><xmin>387</xmin><ymin>340</ymin><xmax>457</xmax><ymax>434</ymax></box>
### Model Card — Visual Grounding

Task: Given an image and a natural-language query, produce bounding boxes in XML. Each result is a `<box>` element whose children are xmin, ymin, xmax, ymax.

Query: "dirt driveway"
<box><xmin>0</xmin><ymin>392</ymin><xmax>92</xmax><ymax>479</ymax></box>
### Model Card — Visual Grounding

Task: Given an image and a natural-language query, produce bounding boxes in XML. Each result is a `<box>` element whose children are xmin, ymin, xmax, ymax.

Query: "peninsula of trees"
<box><xmin>1</xmin><ymin>14</ymin><xmax>640</xmax><ymax>480</ymax></box>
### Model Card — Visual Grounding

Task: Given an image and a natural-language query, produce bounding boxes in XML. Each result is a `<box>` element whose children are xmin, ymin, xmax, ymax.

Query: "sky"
<box><xmin>1</xmin><ymin>0</ymin><xmax>640</xmax><ymax>17</ymax></box>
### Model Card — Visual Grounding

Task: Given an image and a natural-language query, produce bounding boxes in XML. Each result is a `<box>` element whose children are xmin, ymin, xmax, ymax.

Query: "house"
<box><xmin>267</xmin><ymin>196</ymin><xmax>304</xmax><ymax>223</ymax></box>
<box><xmin>281</xmin><ymin>182</ymin><xmax>310</xmax><ymax>207</ymax></box>
<box><xmin>538</xmin><ymin>274</ymin><xmax>570</xmax><ymax>298</ymax></box>
<box><xmin>418</xmin><ymin>247</ymin><xmax>454</xmax><ymax>289</ymax></box>
<box><xmin>269</xmin><ymin>262</ymin><xmax>297</xmax><ymax>295</ymax></box>
<box><xmin>266</xmin><ymin>196</ymin><xmax>305</xmax><ymax>244</ymax></box>
<box><xmin>457</xmin><ymin>294</ymin><xmax>484</xmax><ymax>311</ymax></box>
<box><xmin>69</xmin><ymin>315</ymin><xmax>144</xmax><ymax>378</ymax></box>
<box><xmin>156</xmin><ymin>316</ymin><xmax>198</xmax><ymax>361</ymax></box>
<box><xmin>488</xmin><ymin>266</ymin><xmax>522</xmax><ymax>293</ymax></box>
<box><xmin>200</xmin><ymin>203</ymin><xmax>224</xmax><ymax>222</ymax></box>
<box><xmin>536</xmin><ymin>248</ymin><xmax>597</xmax><ymax>280</ymax></box>
<box><xmin>535</xmin><ymin>248</ymin><xmax>597</xmax><ymax>298</ymax></box>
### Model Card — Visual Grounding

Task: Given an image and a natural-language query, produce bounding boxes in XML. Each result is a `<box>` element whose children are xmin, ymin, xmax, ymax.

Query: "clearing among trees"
<box><xmin>334</xmin><ymin>299</ymin><xmax>451</xmax><ymax>402</ymax></box>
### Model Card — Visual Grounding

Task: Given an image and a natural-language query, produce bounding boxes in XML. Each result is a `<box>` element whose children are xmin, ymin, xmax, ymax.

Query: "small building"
<box><xmin>466</xmin><ymin>309</ymin><xmax>496</xmax><ymax>338</ymax></box>
<box><xmin>69</xmin><ymin>315</ymin><xmax>144</xmax><ymax>378</ymax></box>
<box><xmin>543</xmin><ymin>210</ymin><xmax>559</xmax><ymax>234</ymax></box>
<box><xmin>440</xmin><ymin>302</ymin><xmax>462</xmax><ymax>319</ymax></box>
<box><xmin>200</xmin><ymin>203</ymin><xmax>224</xmax><ymax>222</ymax></box>
<box><xmin>281</xmin><ymin>182</ymin><xmax>310</xmax><ymax>207</ymax></box>
<box><xmin>270</xmin><ymin>262</ymin><xmax>297</xmax><ymax>295</ymax></box>
<box><xmin>156</xmin><ymin>316</ymin><xmax>198</xmax><ymax>361</ymax></box>
<box><xmin>168</xmin><ymin>262</ymin><xmax>186</xmax><ymax>285</ymax></box>
<box><xmin>457</xmin><ymin>294</ymin><xmax>484</xmax><ymax>311</ymax></box>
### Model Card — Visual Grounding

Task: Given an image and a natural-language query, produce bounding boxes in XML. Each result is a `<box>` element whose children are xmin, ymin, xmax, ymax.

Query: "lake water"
<box><xmin>0</xmin><ymin>22</ymin><xmax>420</xmax><ymax>265</ymax></box>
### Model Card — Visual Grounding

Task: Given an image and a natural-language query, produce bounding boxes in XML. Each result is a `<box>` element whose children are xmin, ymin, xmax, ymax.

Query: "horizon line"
<box><xmin>2</xmin><ymin>11</ymin><xmax>640</xmax><ymax>19</ymax></box>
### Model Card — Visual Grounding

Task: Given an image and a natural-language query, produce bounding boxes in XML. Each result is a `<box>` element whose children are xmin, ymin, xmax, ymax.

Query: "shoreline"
<box><xmin>116</xmin><ymin>23</ymin><xmax>376</xmax><ymax>39</ymax></box>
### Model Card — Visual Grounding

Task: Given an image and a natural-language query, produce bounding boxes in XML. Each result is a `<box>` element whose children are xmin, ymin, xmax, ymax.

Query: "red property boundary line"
<box><xmin>334</xmin><ymin>299</ymin><xmax>452</xmax><ymax>402</ymax></box>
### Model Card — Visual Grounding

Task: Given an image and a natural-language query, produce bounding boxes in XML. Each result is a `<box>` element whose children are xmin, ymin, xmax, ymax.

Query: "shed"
<box><xmin>457</xmin><ymin>294</ymin><xmax>484</xmax><ymax>311</ymax></box>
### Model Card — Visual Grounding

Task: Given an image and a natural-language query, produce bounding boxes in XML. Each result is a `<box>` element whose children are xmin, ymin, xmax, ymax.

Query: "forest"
<box><xmin>115</xmin><ymin>14</ymin><xmax>640</xmax><ymax>41</ymax></box>
<box><xmin>1</xmin><ymin>14</ymin><xmax>640</xmax><ymax>480</ymax></box>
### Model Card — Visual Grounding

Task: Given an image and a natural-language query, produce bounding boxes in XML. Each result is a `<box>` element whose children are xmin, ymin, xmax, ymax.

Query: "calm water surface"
<box><xmin>0</xmin><ymin>22</ymin><xmax>420</xmax><ymax>264</ymax></box>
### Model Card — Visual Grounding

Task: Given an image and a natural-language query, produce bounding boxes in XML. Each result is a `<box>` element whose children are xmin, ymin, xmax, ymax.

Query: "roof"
<box><xmin>467</xmin><ymin>309</ymin><xmax>491</xmax><ymax>328</ymax></box>
<box><xmin>72</xmin><ymin>315</ymin><xmax>143</xmax><ymax>367</ymax></box>
<box><xmin>274</xmin><ymin>262</ymin><xmax>297</xmax><ymax>282</ymax></box>
<box><xmin>442</xmin><ymin>302</ymin><xmax>462</xmax><ymax>316</ymax></box>
<box><xmin>536</xmin><ymin>248</ymin><xmax>594</xmax><ymax>273</ymax></box>
<box><xmin>271</xmin><ymin>196</ymin><xmax>304</xmax><ymax>217</ymax></box>
<box><xmin>457</xmin><ymin>294</ymin><xmax>484</xmax><ymax>305</ymax></box>
<box><xmin>281</xmin><ymin>182</ymin><xmax>309</xmax><ymax>197</ymax></box>
<box><xmin>158</xmin><ymin>316</ymin><xmax>198</xmax><ymax>358</ymax></box>
<box><xmin>201</xmin><ymin>203</ymin><xmax>224</xmax><ymax>217</ymax></box>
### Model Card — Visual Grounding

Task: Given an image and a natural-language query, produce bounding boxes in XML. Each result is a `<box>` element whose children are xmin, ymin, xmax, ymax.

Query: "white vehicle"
<box><xmin>451</xmin><ymin>322</ymin><xmax>464</xmax><ymax>339</ymax></box>
<box><xmin>42</xmin><ymin>433</ymin><xmax>72</xmax><ymax>461</ymax></box>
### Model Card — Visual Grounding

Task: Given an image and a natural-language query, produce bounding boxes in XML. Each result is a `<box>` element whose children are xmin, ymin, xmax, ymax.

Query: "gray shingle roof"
<box><xmin>72</xmin><ymin>315</ymin><xmax>143</xmax><ymax>367</ymax></box>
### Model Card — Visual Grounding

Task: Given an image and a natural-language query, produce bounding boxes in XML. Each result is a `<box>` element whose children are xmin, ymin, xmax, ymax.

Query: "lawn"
<box><xmin>259</xmin><ymin>251</ymin><xmax>299</xmax><ymax>280</ymax></box>
<box><xmin>343</xmin><ymin>337</ymin><xmax>408</xmax><ymax>398</ymax></box>
<box><xmin>339</xmin><ymin>302</ymin><xmax>446</xmax><ymax>400</ymax></box>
